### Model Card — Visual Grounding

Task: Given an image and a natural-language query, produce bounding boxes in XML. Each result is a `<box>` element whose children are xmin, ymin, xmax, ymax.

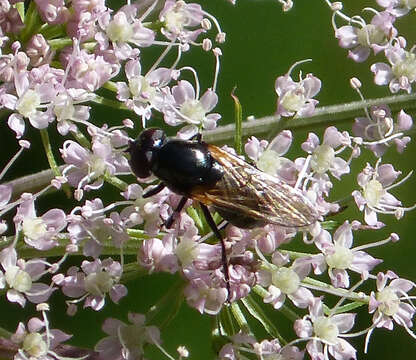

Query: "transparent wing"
<box><xmin>191</xmin><ymin>145</ymin><xmax>319</xmax><ymax>227</ymax></box>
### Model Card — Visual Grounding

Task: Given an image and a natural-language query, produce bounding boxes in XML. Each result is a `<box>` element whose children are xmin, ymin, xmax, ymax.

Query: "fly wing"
<box><xmin>191</xmin><ymin>144</ymin><xmax>319</xmax><ymax>228</ymax></box>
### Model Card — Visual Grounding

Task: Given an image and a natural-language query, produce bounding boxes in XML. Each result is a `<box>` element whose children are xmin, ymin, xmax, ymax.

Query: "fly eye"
<box><xmin>127</xmin><ymin>140</ymin><xmax>152</xmax><ymax>178</ymax></box>
<box><xmin>139</xmin><ymin>128</ymin><xmax>166</xmax><ymax>149</ymax></box>
<box><xmin>128</xmin><ymin>128</ymin><xmax>166</xmax><ymax>179</ymax></box>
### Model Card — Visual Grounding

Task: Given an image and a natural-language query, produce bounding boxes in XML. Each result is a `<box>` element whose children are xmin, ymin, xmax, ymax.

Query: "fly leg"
<box><xmin>200</xmin><ymin>204</ymin><xmax>231</xmax><ymax>302</ymax></box>
<box><xmin>165</xmin><ymin>196</ymin><xmax>188</xmax><ymax>229</ymax></box>
<box><xmin>142</xmin><ymin>183</ymin><xmax>166</xmax><ymax>198</ymax></box>
<box><xmin>142</xmin><ymin>183</ymin><xmax>187</xmax><ymax>229</ymax></box>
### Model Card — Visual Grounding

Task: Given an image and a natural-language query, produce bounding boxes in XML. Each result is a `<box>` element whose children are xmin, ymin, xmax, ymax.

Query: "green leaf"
<box><xmin>241</xmin><ymin>295</ymin><xmax>284</xmax><ymax>342</ymax></box>
<box><xmin>231</xmin><ymin>87</ymin><xmax>243</xmax><ymax>155</ymax></box>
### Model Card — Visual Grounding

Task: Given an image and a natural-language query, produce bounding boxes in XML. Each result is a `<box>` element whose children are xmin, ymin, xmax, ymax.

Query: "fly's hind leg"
<box><xmin>200</xmin><ymin>204</ymin><xmax>231</xmax><ymax>302</ymax></box>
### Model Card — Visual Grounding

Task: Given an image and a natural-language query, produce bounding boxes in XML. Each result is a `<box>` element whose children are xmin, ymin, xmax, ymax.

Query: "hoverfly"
<box><xmin>127</xmin><ymin>128</ymin><xmax>319</xmax><ymax>299</ymax></box>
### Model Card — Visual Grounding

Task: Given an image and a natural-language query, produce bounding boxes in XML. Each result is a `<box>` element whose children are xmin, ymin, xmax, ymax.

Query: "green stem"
<box><xmin>102</xmin><ymin>81</ymin><xmax>119</xmax><ymax>93</ymax></box>
<box><xmin>19</xmin><ymin>1</ymin><xmax>41</xmax><ymax>43</ymax></box>
<box><xmin>0</xmin><ymin>326</ymin><xmax>12</xmax><ymax>339</ymax></box>
<box><xmin>40</xmin><ymin>129</ymin><xmax>71</xmax><ymax>197</ymax></box>
<box><xmin>91</xmin><ymin>95</ymin><xmax>130</xmax><ymax>111</ymax></box>
<box><xmin>40</xmin><ymin>129</ymin><xmax>60</xmax><ymax>176</ymax></box>
<box><xmin>202</xmin><ymin>93</ymin><xmax>416</xmax><ymax>143</ymax></box>
<box><xmin>145</xmin><ymin>279</ymin><xmax>185</xmax><ymax>325</ymax></box>
<box><xmin>302</xmin><ymin>277</ymin><xmax>370</xmax><ymax>303</ymax></box>
<box><xmin>103</xmin><ymin>173</ymin><xmax>128</xmax><ymax>191</ymax></box>
<box><xmin>8</xmin><ymin>93</ymin><xmax>416</xmax><ymax>197</ymax></box>
<box><xmin>1</xmin><ymin>233</ymin><xmax>145</xmax><ymax>257</ymax></box>
<box><xmin>230</xmin><ymin>302</ymin><xmax>251</xmax><ymax>334</ymax></box>
<box><xmin>48</xmin><ymin>37</ymin><xmax>73</xmax><ymax>50</ymax></box>
<box><xmin>231</xmin><ymin>87</ymin><xmax>243</xmax><ymax>155</ymax></box>
<box><xmin>241</xmin><ymin>295</ymin><xmax>285</xmax><ymax>343</ymax></box>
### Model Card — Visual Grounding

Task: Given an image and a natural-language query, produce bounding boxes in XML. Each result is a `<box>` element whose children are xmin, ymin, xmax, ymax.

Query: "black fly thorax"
<box><xmin>152</xmin><ymin>140</ymin><xmax>224</xmax><ymax>196</ymax></box>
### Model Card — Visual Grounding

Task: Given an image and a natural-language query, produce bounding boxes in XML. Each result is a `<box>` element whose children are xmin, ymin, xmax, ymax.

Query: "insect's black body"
<box><xmin>152</xmin><ymin>139</ymin><xmax>223</xmax><ymax>196</ymax></box>
<box><xmin>128</xmin><ymin>128</ymin><xmax>320</xmax><ymax>299</ymax></box>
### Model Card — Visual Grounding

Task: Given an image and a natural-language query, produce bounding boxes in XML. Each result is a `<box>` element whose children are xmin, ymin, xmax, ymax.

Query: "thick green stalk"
<box><xmin>7</xmin><ymin>94</ymin><xmax>416</xmax><ymax>197</ymax></box>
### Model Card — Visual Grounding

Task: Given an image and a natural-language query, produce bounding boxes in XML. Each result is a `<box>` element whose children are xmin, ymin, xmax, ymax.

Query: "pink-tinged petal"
<box><xmin>0</xmin><ymin>93</ymin><xmax>18</xmax><ymax>110</ymax></box>
<box><xmin>0</xmin><ymin>246</ymin><xmax>17</xmax><ymax>269</ymax></box>
<box><xmin>332</xmin><ymin>313</ymin><xmax>356</xmax><ymax>333</ymax></box>
<box><xmin>364</xmin><ymin>207</ymin><xmax>378</xmax><ymax>226</ymax></box>
<box><xmin>333</xmin><ymin>222</ymin><xmax>353</xmax><ymax>249</ymax></box>
<box><xmin>16</xmin><ymin>195</ymin><xmax>37</xmax><ymax>221</ymax></box>
<box><xmin>26</xmin><ymin>283</ymin><xmax>55</xmax><ymax>303</ymax></box>
<box><xmin>328</xmin><ymin>338</ymin><xmax>357</xmax><ymax>360</ymax></box>
<box><xmin>95</xmin><ymin>336</ymin><xmax>124</xmax><ymax>358</ymax></box>
<box><xmin>368</xmin><ymin>294</ymin><xmax>379</xmax><ymax>313</ymax></box>
<box><xmin>309</xmin><ymin>297</ymin><xmax>324</xmax><ymax>318</ymax></box>
<box><xmin>352</xmin><ymin>190</ymin><xmax>366</xmax><ymax>210</ymax></box>
<box><xmin>124</xmin><ymin>58</ymin><xmax>142</xmax><ymax>79</ymax></box>
<box><xmin>303</xmin><ymin>75</ymin><xmax>321</xmax><ymax>98</ymax></box>
<box><xmin>329</xmin><ymin>268</ymin><xmax>350</xmax><ymax>288</ymax></box>
<box><xmin>310</xmin><ymin>254</ymin><xmax>327</xmax><ymax>275</ymax></box>
<box><xmin>147</xmin><ymin>67</ymin><xmax>172</xmax><ymax>87</ymax></box>
<box><xmin>331</xmin><ymin>157</ymin><xmax>350</xmax><ymax>179</ymax></box>
<box><xmin>128</xmin><ymin>312</ymin><xmax>146</xmax><ymax>325</ymax></box>
<box><xmin>397</xmin><ymin>109</ymin><xmax>413</xmax><ymax>130</ymax></box>
<box><xmin>388</xmin><ymin>79</ymin><xmax>401</xmax><ymax>94</ymax></box>
<box><xmin>296</xmin><ymin>100</ymin><xmax>318</xmax><ymax>118</ymax></box>
<box><xmin>14</xmin><ymin>72</ymin><xmax>30</xmax><ymax>97</ymax></box>
<box><xmin>290</xmin><ymin>287</ymin><xmax>313</xmax><ymax>308</ymax></box>
<box><xmin>394</xmin><ymin>137</ymin><xmax>411</xmax><ymax>153</ymax></box>
<box><xmin>81</xmin><ymin>259</ymin><xmax>101</xmax><ymax>274</ymax></box>
<box><xmin>371</xmin><ymin>63</ymin><xmax>393</xmax><ymax>85</ymax></box>
<box><xmin>109</xmin><ymin>284</ymin><xmax>128</xmax><ymax>303</ymax></box>
<box><xmin>264</xmin><ymin>285</ymin><xmax>285</xmax><ymax>309</ymax></box>
<box><xmin>335</xmin><ymin>26</ymin><xmax>358</xmax><ymax>48</ymax></box>
<box><xmin>61</xmin><ymin>141</ymin><xmax>90</xmax><ymax>166</ymax></box>
<box><xmin>7</xmin><ymin>113</ymin><xmax>25</xmax><ymax>138</ymax></box>
<box><xmin>115</xmin><ymin>81</ymin><xmax>130</xmax><ymax>101</ymax></box>
<box><xmin>348</xmin><ymin>46</ymin><xmax>371</xmax><ymax>63</ymax></box>
<box><xmin>25</xmin><ymin>235</ymin><xmax>57</xmax><ymax>251</ymax></box>
<box><xmin>306</xmin><ymin>340</ymin><xmax>323</xmax><ymax>359</ymax></box>
<box><xmin>204</xmin><ymin>113</ymin><xmax>221</xmax><ymax>129</ymax></box>
<box><xmin>172</xmin><ymin>80</ymin><xmax>195</xmax><ymax>104</ymax></box>
<box><xmin>42</xmin><ymin>208</ymin><xmax>67</xmax><ymax>230</ymax></box>
<box><xmin>389</xmin><ymin>278</ymin><xmax>414</xmax><ymax>293</ymax></box>
<box><xmin>86</xmin><ymin>295</ymin><xmax>105</xmax><ymax>310</ymax></box>
<box><xmin>269</xmin><ymin>130</ymin><xmax>292</xmax><ymax>155</ymax></box>
<box><xmin>294</xmin><ymin>319</ymin><xmax>313</xmax><ymax>338</ymax></box>
<box><xmin>292</xmin><ymin>258</ymin><xmax>311</xmax><ymax>279</ymax></box>
<box><xmin>323</xmin><ymin>127</ymin><xmax>341</xmax><ymax>147</ymax></box>
<box><xmin>396</xmin><ymin>303</ymin><xmax>415</xmax><ymax>327</ymax></box>
<box><xmin>377</xmin><ymin>164</ymin><xmax>401</xmax><ymax>187</ymax></box>
<box><xmin>27</xmin><ymin>317</ymin><xmax>44</xmax><ymax>332</ymax></box>
<box><xmin>28</xmin><ymin>111</ymin><xmax>53</xmax><ymax>129</ymax></box>
<box><xmin>7</xmin><ymin>289</ymin><xmax>26</xmax><ymax>307</ymax></box>
<box><xmin>121</xmin><ymin>183</ymin><xmax>143</xmax><ymax>200</ymax></box>
<box><xmin>376</xmin><ymin>0</ymin><xmax>395</xmax><ymax>8</ymax></box>
<box><xmin>275</xmin><ymin>75</ymin><xmax>296</xmax><ymax>96</ymax></box>
<box><xmin>381</xmin><ymin>192</ymin><xmax>402</xmax><ymax>207</ymax></box>
<box><xmin>302</xmin><ymin>132</ymin><xmax>320</xmax><ymax>153</ymax></box>
<box><xmin>314</xmin><ymin>229</ymin><xmax>332</xmax><ymax>250</ymax></box>
<box><xmin>49</xmin><ymin>329</ymin><xmax>72</xmax><ymax>348</ymax></box>
<box><xmin>25</xmin><ymin>260</ymin><xmax>46</xmax><ymax>279</ymax></box>
<box><xmin>351</xmin><ymin>251</ymin><xmax>382</xmax><ymax>272</ymax></box>
<box><xmin>199</xmin><ymin>89</ymin><xmax>218</xmax><ymax>112</ymax></box>
<box><xmin>245</xmin><ymin>136</ymin><xmax>264</xmax><ymax>161</ymax></box>
<box><xmin>62</xmin><ymin>278</ymin><xmax>85</xmax><ymax>298</ymax></box>
<box><xmin>101</xmin><ymin>317</ymin><xmax>125</xmax><ymax>335</ymax></box>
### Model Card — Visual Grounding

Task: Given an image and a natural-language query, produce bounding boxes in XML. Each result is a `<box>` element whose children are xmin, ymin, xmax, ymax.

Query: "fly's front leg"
<box><xmin>164</xmin><ymin>196</ymin><xmax>188</xmax><ymax>229</ymax></box>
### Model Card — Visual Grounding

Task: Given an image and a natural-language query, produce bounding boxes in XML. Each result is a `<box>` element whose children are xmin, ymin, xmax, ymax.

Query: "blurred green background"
<box><xmin>1</xmin><ymin>0</ymin><xmax>416</xmax><ymax>359</ymax></box>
